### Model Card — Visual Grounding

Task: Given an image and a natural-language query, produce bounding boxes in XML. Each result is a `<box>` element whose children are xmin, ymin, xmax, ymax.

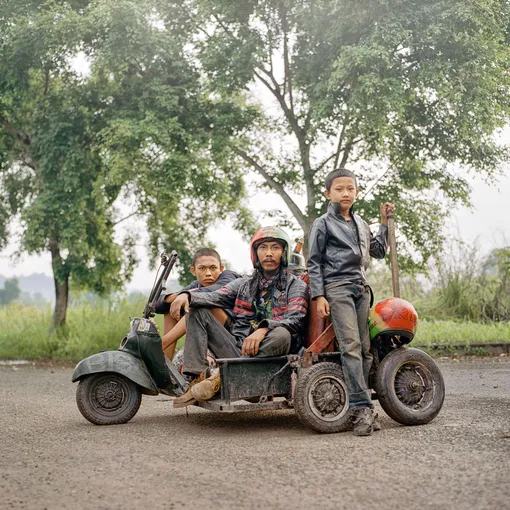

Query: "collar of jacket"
<box><xmin>328</xmin><ymin>201</ymin><xmax>355</xmax><ymax>218</ymax></box>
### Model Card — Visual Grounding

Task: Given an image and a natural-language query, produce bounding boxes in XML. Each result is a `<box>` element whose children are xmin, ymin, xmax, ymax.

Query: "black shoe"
<box><xmin>352</xmin><ymin>407</ymin><xmax>374</xmax><ymax>436</ymax></box>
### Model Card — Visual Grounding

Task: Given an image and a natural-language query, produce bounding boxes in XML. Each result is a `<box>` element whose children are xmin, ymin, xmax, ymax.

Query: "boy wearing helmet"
<box><xmin>171</xmin><ymin>226</ymin><xmax>309</xmax><ymax>407</ymax></box>
<box><xmin>308</xmin><ymin>168</ymin><xmax>395</xmax><ymax>436</ymax></box>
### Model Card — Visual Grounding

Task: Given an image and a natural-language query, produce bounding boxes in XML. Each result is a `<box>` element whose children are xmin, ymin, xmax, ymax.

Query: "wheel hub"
<box><xmin>311</xmin><ymin>379</ymin><xmax>345</xmax><ymax>417</ymax></box>
<box><xmin>95</xmin><ymin>381</ymin><xmax>125</xmax><ymax>410</ymax></box>
<box><xmin>394</xmin><ymin>365</ymin><xmax>429</xmax><ymax>407</ymax></box>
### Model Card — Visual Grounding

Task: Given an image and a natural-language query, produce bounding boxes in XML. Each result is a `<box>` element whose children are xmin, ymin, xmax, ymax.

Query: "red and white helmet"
<box><xmin>249</xmin><ymin>226</ymin><xmax>292</xmax><ymax>268</ymax></box>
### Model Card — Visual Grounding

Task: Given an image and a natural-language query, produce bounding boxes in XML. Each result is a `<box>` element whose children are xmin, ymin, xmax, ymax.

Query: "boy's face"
<box><xmin>256</xmin><ymin>241</ymin><xmax>284</xmax><ymax>272</ymax></box>
<box><xmin>325</xmin><ymin>176</ymin><xmax>359</xmax><ymax>211</ymax></box>
<box><xmin>190</xmin><ymin>256</ymin><xmax>224</xmax><ymax>286</ymax></box>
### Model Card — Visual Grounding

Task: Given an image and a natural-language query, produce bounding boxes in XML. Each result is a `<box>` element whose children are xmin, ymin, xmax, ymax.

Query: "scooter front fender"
<box><xmin>71</xmin><ymin>351</ymin><xmax>159</xmax><ymax>395</ymax></box>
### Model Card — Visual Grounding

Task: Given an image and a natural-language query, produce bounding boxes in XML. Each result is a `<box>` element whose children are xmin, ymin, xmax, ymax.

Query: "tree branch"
<box><xmin>253</xmin><ymin>68</ymin><xmax>301</xmax><ymax>141</ymax></box>
<box><xmin>236</xmin><ymin>148</ymin><xmax>306</xmax><ymax>228</ymax></box>
<box><xmin>0</xmin><ymin>116</ymin><xmax>31</xmax><ymax>146</ymax></box>
<box><xmin>315</xmin><ymin>152</ymin><xmax>338</xmax><ymax>174</ymax></box>
<box><xmin>112</xmin><ymin>211</ymin><xmax>142</xmax><ymax>227</ymax></box>
<box><xmin>279</xmin><ymin>2</ymin><xmax>294</xmax><ymax>115</ymax></box>
<box><xmin>333</xmin><ymin>123</ymin><xmax>347</xmax><ymax>169</ymax></box>
<box><xmin>358</xmin><ymin>167</ymin><xmax>392</xmax><ymax>201</ymax></box>
<box><xmin>339</xmin><ymin>144</ymin><xmax>351</xmax><ymax>168</ymax></box>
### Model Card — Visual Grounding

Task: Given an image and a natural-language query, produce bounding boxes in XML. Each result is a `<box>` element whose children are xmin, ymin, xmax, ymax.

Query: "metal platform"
<box><xmin>194</xmin><ymin>397</ymin><xmax>292</xmax><ymax>413</ymax></box>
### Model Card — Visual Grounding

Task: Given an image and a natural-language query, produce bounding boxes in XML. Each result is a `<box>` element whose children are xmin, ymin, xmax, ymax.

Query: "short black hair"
<box><xmin>325</xmin><ymin>167</ymin><xmax>357</xmax><ymax>191</ymax></box>
<box><xmin>191</xmin><ymin>247</ymin><xmax>222</xmax><ymax>266</ymax></box>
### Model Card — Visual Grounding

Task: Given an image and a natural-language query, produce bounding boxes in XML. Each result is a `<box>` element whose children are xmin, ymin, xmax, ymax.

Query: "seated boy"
<box><xmin>155</xmin><ymin>247</ymin><xmax>239</xmax><ymax>360</ymax></box>
<box><xmin>307</xmin><ymin>168</ymin><xmax>395</xmax><ymax>437</ymax></box>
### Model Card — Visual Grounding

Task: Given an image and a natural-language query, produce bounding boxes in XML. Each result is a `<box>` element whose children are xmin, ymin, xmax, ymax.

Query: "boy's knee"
<box><xmin>188</xmin><ymin>306</ymin><xmax>210</xmax><ymax>322</ymax></box>
<box><xmin>340</xmin><ymin>336</ymin><xmax>362</xmax><ymax>357</ymax></box>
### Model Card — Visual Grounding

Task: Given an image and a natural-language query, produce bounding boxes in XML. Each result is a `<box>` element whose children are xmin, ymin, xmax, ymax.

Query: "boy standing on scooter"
<box><xmin>307</xmin><ymin>168</ymin><xmax>395</xmax><ymax>436</ymax></box>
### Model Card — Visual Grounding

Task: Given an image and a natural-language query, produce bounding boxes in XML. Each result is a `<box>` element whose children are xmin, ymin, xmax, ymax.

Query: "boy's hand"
<box><xmin>380</xmin><ymin>202</ymin><xmax>396</xmax><ymax>224</ymax></box>
<box><xmin>170</xmin><ymin>293</ymin><xmax>190</xmax><ymax>320</ymax></box>
<box><xmin>316</xmin><ymin>296</ymin><xmax>330</xmax><ymax>319</ymax></box>
<box><xmin>242</xmin><ymin>328</ymin><xmax>268</xmax><ymax>356</ymax></box>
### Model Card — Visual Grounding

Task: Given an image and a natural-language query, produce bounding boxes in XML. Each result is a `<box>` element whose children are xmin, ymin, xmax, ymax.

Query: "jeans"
<box><xmin>325</xmin><ymin>283</ymin><xmax>372</xmax><ymax>408</ymax></box>
<box><xmin>183</xmin><ymin>307</ymin><xmax>292</xmax><ymax>376</ymax></box>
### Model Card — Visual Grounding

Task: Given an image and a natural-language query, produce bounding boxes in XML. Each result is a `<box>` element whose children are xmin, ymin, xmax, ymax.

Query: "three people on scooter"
<box><xmin>307</xmin><ymin>167</ymin><xmax>395</xmax><ymax>436</ymax></box>
<box><xmin>171</xmin><ymin>226</ymin><xmax>309</xmax><ymax>408</ymax></box>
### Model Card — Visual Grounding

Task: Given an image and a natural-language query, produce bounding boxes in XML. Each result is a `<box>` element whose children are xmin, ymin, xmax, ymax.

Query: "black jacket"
<box><xmin>186</xmin><ymin>271</ymin><xmax>309</xmax><ymax>352</ymax></box>
<box><xmin>307</xmin><ymin>203</ymin><xmax>388</xmax><ymax>299</ymax></box>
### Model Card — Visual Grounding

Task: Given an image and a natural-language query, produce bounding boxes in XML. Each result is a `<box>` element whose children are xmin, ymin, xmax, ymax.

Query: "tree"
<box><xmin>0</xmin><ymin>0</ymin><xmax>254</xmax><ymax>328</ymax></box>
<box><xmin>0</xmin><ymin>278</ymin><xmax>21</xmax><ymax>305</ymax></box>
<box><xmin>185</xmin><ymin>0</ymin><xmax>510</xmax><ymax>268</ymax></box>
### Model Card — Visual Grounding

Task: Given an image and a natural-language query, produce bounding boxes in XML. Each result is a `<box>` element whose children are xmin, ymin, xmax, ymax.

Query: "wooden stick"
<box><xmin>387</xmin><ymin>212</ymin><xmax>400</xmax><ymax>298</ymax></box>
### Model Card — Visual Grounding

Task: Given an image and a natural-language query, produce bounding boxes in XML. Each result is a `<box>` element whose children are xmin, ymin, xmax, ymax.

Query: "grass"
<box><xmin>1</xmin><ymin>300</ymin><xmax>509</xmax><ymax>361</ymax></box>
<box><xmin>0</xmin><ymin>299</ymin><xmax>162</xmax><ymax>361</ymax></box>
<box><xmin>413</xmin><ymin>319</ymin><xmax>510</xmax><ymax>347</ymax></box>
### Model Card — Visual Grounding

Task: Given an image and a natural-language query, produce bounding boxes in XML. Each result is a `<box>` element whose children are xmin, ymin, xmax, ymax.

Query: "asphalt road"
<box><xmin>1</xmin><ymin>357</ymin><xmax>509</xmax><ymax>510</ymax></box>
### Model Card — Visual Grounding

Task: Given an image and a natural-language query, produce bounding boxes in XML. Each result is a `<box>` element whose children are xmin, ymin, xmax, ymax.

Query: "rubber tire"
<box><xmin>76</xmin><ymin>373</ymin><xmax>142</xmax><ymax>426</ymax></box>
<box><xmin>375</xmin><ymin>348</ymin><xmax>445</xmax><ymax>426</ymax></box>
<box><xmin>294</xmin><ymin>362</ymin><xmax>351</xmax><ymax>434</ymax></box>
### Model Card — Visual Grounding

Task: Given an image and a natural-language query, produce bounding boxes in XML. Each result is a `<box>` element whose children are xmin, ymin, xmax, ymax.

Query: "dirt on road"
<box><xmin>1</xmin><ymin>357</ymin><xmax>509</xmax><ymax>510</ymax></box>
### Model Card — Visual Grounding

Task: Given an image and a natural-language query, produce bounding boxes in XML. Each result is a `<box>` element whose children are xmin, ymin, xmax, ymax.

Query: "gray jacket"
<box><xmin>307</xmin><ymin>203</ymin><xmax>388</xmax><ymax>299</ymax></box>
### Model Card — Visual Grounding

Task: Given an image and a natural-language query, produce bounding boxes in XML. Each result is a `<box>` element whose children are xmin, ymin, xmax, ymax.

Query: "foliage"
<box><xmin>0</xmin><ymin>0</ymin><xmax>256</xmax><ymax>325</ymax></box>
<box><xmin>369</xmin><ymin>240</ymin><xmax>510</xmax><ymax>322</ymax></box>
<box><xmin>428</xmin><ymin>243</ymin><xmax>510</xmax><ymax>322</ymax></box>
<box><xmin>0</xmin><ymin>277</ymin><xmax>21</xmax><ymax>305</ymax></box>
<box><xmin>184</xmin><ymin>0</ymin><xmax>510</xmax><ymax>269</ymax></box>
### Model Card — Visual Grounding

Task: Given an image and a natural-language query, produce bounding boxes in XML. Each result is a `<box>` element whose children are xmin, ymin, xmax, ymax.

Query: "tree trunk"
<box><xmin>51</xmin><ymin>274</ymin><xmax>69</xmax><ymax>331</ymax></box>
<box><xmin>302</xmin><ymin>216</ymin><xmax>316</xmax><ymax>261</ymax></box>
<box><xmin>49</xmin><ymin>239</ymin><xmax>69</xmax><ymax>332</ymax></box>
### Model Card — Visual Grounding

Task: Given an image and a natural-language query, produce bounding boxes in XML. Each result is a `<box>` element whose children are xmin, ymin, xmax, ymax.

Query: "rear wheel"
<box><xmin>76</xmin><ymin>373</ymin><xmax>142</xmax><ymax>425</ymax></box>
<box><xmin>294</xmin><ymin>362</ymin><xmax>351</xmax><ymax>433</ymax></box>
<box><xmin>375</xmin><ymin>348</ymin><xmax>445</xmax><ymax>425</ymax></box>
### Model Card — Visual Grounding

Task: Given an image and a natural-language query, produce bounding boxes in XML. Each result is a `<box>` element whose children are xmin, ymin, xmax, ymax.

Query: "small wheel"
<box><xmin>76</xmin><ymin>373</ymin><xmax>142</xmax><ymax>425</ymax></box>
<box><xmin>294</xmin><ymin>362</ymin><xmax>350</xmax><ymax>433</ymax></box>
<box><xmin>375</xmin><ymin>348</ymin><xmax>445</xmax><ymax>426</ymax></box>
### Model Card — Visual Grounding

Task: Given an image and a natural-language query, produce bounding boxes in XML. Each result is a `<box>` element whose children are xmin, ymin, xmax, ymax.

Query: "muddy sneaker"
<box><xmin>352</xmin><ymin>407</ymin><xmax>374</xmax><ymax>436</ymax></box>
<box><xmin>191</xmin><ymin>371</ymin><xmax>221</xmax><ymax>402</ymax></box>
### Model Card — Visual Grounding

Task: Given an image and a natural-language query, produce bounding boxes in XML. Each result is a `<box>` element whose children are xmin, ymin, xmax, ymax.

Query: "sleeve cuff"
<box><xmin>310</xmin><ymin>287</ymin><xmax>325</xmax><ymax>300</ymax></box>
<box><xmin>258</xmin><ymin>319</ymin><xmax>276</xmax><ymax>330</ymax></box>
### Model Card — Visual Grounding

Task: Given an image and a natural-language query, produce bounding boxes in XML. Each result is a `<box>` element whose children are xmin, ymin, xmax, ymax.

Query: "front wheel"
<box><xmin>76</xmin><ymin>373</ymin><xmax>142</xmax><ymax>425</ymax></box>
<box><xmin>375</xmin><ymin>348</ymin><xmax>445</xmax><ymax>426</ymax></box>
<box><xmin>294</xmin><ymin>362</ymin><xmax>351</xmax><ymax>433</ymax></box>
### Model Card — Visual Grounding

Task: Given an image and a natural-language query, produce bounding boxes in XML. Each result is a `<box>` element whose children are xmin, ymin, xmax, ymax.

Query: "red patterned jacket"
<box><xmin>187</xmin><ymin>271</ymin><xmax>309</xmax><ymax>353</ymax></box>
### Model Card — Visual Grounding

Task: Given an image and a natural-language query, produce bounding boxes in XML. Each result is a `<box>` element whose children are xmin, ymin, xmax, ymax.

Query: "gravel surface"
<box><xmin>1</xmin><ymin>357</ymin><xmax>509</xmax><ymax>510</ymax></box>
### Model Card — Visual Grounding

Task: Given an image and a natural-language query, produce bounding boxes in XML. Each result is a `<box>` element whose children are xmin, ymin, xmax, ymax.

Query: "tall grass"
<box><xmin>414</xmin><ymin>319</ymin><xmax>510</xmax><ymax>347</ymax></box>
<box><xmin>1</xmin><ymin>298</ymin><xmax>509</xmax><ymax>361</ymax></box>
<box><xmin>0</xmin><ymin>299</ymin><xmax>163</xmax><ymax>361</ymax></box>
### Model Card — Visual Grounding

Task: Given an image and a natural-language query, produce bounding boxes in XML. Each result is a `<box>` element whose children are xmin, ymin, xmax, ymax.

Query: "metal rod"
<box><xmin>387</xmin><ymin>212</ymin><xmax>401</xmax><ymax>298</ymax></box>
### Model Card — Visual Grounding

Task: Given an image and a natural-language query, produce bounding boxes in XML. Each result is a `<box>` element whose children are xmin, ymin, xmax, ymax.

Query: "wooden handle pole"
<box><xmin>387</xmin><ymin>212</ymin><xmax>401</xmax><ymax>298</ymax></box>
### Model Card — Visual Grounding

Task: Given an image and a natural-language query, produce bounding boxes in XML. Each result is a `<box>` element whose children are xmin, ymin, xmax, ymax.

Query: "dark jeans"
<box><xmin>325</xmin><ymin>283</ymin><xmax>373</xmax><ymax>408</ymax></box>
<box><xmin>183</xmin><ymin>307</ymin><xmax>292</xmax><ymax>376</ymax></box>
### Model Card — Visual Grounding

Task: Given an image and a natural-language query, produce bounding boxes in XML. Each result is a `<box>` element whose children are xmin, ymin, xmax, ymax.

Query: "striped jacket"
<box><xmin>188</xmin><ymin>272</ymin><xmax>309</xmax><ymax>352</ymax></box>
